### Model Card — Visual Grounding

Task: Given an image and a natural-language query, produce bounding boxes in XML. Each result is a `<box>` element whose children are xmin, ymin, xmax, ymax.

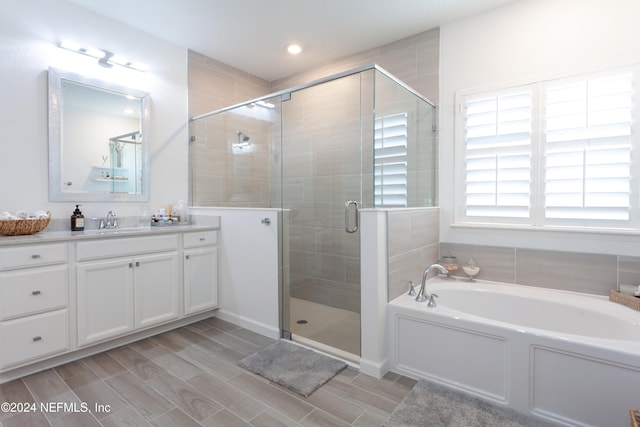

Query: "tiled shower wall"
<box><xmin>188</xmin><ymin>51</ymin><xmax>270</xmax><ymax>117</ymax></box>
<box><xmin>188</xmin><ymin>51</ymin><xmax>272</xmax><ymax>207</ymax></box>
<box><xmin>387</xmin><ymin>208</ymin><xmax>440</xmax><ymax>301</ymax></box>
<box><xmin>282</xmin><ymin>74</ymin><xmax>365</xmax><ymax>313</ymax></box>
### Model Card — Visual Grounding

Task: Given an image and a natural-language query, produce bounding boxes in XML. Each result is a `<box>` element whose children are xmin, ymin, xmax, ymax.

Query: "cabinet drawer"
<box><xmin>77</xmin><ymin>234</ymin><xmax>179</xmax><ymax>261</ymax></box>
<box><xmin>0</xmin><ymin>309</ymin><xmax>69</xmax><ymax>370</ymax></box>
<box><xmin>0</xmin><ymin>265</ymin><xmax>68</xmax><ymax>320</ymax></box>
<box><xmin>183</xmin><ymin>230</ymin><xmax>218</xmax><ymax>248</ymax></box>
<box><xmin>0</xmin><ymin>243</ymin><xmax>67</xmax><ymax>271</ymax></box>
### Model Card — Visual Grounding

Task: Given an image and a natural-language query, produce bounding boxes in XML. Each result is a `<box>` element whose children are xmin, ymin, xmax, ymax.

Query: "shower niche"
<box><xmin>189</xmin><ymin>65</ymin><xmax>436</xmax><ymax>359</ymax></box>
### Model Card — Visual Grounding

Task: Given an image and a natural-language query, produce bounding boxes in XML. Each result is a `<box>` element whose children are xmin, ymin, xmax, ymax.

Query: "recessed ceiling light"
<box><xmin>287</xmin><ymin>44</ymin><xmax>302</xmax><ymax>55</ymax></box>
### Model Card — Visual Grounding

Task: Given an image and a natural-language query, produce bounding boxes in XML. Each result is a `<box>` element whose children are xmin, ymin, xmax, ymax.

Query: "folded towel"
<box><xmin>0</xmin><ymin>212</ymin><xmax>18</xmax><ymax>220</ymax></box>
<box><xmin>33</xmin><ymin>211</ymin><xmax>48</xmax><ymax>219</ymax></box>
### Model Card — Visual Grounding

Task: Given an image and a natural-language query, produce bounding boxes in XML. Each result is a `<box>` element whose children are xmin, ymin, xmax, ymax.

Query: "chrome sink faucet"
<box><xmin>415</xmin><ymin>263</ymin><xmax>448</xmax><ymax>302</ymax></box>
<box><xmin>100</xmin><ymin>210</ymin><xmax>118</xmax><ymax>229</ymax></box>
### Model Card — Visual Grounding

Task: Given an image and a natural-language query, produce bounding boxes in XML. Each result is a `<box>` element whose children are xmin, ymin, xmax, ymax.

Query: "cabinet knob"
<box><xmin>199</xmin><ymin>237</ymin><xmax>205</xmax><ymax>241</ymax></box>
<box><xmin>31</xmin><ymin>290</ymin><xmax>41</xmax><ymax>295</ymax></box>
<box><xmin>31</xmin><ymin>254</ymin><xmax>41</xmax><ymax>259</ymax></box>
<box><xmin>185</xmin><ymin>255</ymin><xmax>190</xmax><ymax>260</ymax></box>
<box><xmin>135</xmin><ymin>261</ymin><xmax>140</xmax><ymax>267</ymax></box>
<box><xmin>32</xmin><ymin>336</ymin><xmax>42</xmax><ymax>342</ymax></box>
<box><xmin>129</xmin><ymin>263</ymin><xmax>133</xmax><ymax>268</ymax></box>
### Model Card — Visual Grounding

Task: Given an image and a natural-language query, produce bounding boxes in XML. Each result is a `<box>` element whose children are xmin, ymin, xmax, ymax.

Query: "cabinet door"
<box><xmin>184</xmin><ymin>246</ymin><xmax>218</xmax><ymax>314</ymax></box>
<box><xmin>134</xmin><ymin>252</ymin><xmax>180</xmax><ymax>329</ymax></box>
<box><xmin>77</xmin><ymin>258</ymin><xmax>134</xmax><ymax>347</ymax></box>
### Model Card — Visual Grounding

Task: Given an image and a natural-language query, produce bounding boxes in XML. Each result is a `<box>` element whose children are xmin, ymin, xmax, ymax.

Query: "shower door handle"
<box><xmin>345</xmin><ymin>201</ymin><xmax>359</xmax><ymax>233</ymax></box>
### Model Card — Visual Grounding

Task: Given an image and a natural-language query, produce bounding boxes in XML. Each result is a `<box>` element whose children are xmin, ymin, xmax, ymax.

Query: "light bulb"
<box><xmin>287</xmin><ymin>44</ymin><xmax>302</xmax><ymax>55</ymax></box>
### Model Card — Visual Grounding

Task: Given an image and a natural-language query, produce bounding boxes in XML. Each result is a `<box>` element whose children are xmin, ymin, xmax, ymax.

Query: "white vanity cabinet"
<box><xmin>0</xmin><ymin>223</ymin><xmax>220</xmax><ymax>382</ymax></box>
<box><xmin>0</xmin><ymin>243</ymin><xmax>69</xmax><ymax>370</ymax></box>
<box><xmin>183</xmin><ymin>230</ymin><xmax>218</xmax><ymax>314</ymax></box>
<box><xmin>76</xmin><ymin>234</ymin><xmax>180</xmax><ymax>347</ymax></box>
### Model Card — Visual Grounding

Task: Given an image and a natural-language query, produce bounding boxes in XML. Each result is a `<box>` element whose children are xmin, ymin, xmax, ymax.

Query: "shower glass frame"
<box><xmin>189</xmin><ymin>64</ymin><xmax>436</xmax><ymax>358</ymax></box>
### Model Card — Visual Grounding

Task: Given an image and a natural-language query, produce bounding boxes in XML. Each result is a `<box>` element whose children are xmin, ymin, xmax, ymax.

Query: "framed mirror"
<box><xmin>48</xmin><ymin>67</ymin><xmax>150</xmax><ymax>202</ymax></box>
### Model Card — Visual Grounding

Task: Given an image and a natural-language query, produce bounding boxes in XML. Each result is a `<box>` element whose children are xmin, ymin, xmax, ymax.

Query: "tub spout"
<box><xmin>416</xmin><ymin>264</ymin><xmax>448</xmax><ymax>302</ymax></box>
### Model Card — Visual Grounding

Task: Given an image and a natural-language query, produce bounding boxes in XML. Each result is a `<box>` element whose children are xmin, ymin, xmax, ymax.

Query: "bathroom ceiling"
<box><xmin>67</xmin><ymin>0</ymin><xmax>520</xmax><ymax>81</ymax></box>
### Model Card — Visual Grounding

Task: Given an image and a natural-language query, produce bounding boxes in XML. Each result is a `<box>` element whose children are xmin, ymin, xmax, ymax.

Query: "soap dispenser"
<box><xmin>71</xmin><ymin>204</ymin><xmax>85</xmax><ymax>231</ymax></box>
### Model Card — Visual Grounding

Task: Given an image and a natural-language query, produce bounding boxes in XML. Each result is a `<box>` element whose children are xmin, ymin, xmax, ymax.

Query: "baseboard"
<box><xmin>216</xmin><ymin>309</ymin><xmax>280</xmax><ymax>340</ymax></box>
<box><xmin>359</xmin><ymin>356</ymin><xmax>390</xmax><ymax>379</ymax></box>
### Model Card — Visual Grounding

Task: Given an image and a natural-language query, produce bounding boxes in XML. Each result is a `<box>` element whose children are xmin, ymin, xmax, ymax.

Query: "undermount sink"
<box><xmin>82</xmin><ymin>227</ymin><xmax>151</xmax><ymax>236</ymax></box>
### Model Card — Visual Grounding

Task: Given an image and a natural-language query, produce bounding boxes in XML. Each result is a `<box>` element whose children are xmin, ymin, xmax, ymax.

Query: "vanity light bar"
<box><xmin>59</xmin><ymin>41</ymin><xmax>148</xmax><ymax>72</ymax></box>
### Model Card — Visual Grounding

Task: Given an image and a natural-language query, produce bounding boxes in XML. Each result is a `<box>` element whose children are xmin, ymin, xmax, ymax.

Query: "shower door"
<box><xmin>280</xmin><ymin>72</ymin><xmax>369</xmax><ymax>359</ymax></box>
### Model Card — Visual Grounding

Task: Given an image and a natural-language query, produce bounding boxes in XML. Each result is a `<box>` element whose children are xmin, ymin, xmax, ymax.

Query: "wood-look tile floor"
<box><xmin>0</xmin><ymin>317</ymin><xmax>416</xmax><ymax>427</ymax></box>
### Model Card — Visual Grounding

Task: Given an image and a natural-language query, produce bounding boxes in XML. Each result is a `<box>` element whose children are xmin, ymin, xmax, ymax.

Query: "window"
<box><xmin>457</xmin><ymin>67</ymin><xmax>637</xmax><ymax>230</ymax></box>
<box><xmin>544</xmin><ymin>74</ymin><xmax>633</xmax><ymax>222</ymax></box>
<box><xmin>464</xmin><ymin>90</ymin><xmax>532</xmax><ymax>219</ymax></box>
<box><xmin>375</xmin><ymin>113</ymin><xmax>408</xmax><ymax>207</ymax></box>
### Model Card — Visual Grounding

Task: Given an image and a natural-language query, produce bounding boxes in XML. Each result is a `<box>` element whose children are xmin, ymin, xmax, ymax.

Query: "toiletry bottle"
<box><xmin>71</xmin><ymin>204</ymin><xmax>85</xmax><ymax>231</ymax></box>
<box><xmin>178</xmin><ymin>200</ymin><xmax>188</xmax><ymax>224</ymax></box>
<box><xmin>174</xmin><ymin>200</ymin><xmax>186</xmax><ymax>224</ymax></box>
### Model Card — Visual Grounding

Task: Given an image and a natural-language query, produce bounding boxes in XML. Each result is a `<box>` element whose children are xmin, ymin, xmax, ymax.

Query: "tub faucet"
<box><xmin>416</xmin><ymin>264</ymin><xmax>448</xmax><ymax>302</ymax></box>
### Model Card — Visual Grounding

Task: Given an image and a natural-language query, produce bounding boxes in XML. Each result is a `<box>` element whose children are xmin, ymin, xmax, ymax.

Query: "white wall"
<box><xmin>439</xmin><ymin>0</ymin><xmax>640</xmax><ymax>255</ymax></box>
<box><xmin>0</xmin><ymin>0</ymin><xmax>188</xmax><ymax>220</ymax></box>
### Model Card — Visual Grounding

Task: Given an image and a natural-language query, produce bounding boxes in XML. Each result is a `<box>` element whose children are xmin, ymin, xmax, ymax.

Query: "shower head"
<box><xmin>237</xmin><ymin>131</ymin><xmax>250</xmax><ymax>143</ymax></box>
<box><xmin>233</xmin><ymin>131</ymin><xmax>251</xmax><ymax>149</ymax></box>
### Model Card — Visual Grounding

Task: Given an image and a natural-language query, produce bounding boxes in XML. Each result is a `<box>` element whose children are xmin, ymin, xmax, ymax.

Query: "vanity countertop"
<box><xmin>0</xmin><ymin>223</ymin><xmax>219</xmax><ymax>247</ymax></box>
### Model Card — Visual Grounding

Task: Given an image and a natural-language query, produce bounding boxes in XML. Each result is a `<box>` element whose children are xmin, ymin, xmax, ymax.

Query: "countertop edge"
<box><xmin>0</xmin><ymin>224</ymin><xmax>219</xmax><ymax>246</ymax></box>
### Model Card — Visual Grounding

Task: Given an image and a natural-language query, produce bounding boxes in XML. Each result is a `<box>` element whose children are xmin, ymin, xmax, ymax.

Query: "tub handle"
<box><xmin>408</xmin><ymin>281</ymin><xmax>416</xmax><ymax>296</ymax></box>
<box><xmin>427</xmin><ymin>293</ymin><xmax>438</xmax><ymax>308</ymax></box>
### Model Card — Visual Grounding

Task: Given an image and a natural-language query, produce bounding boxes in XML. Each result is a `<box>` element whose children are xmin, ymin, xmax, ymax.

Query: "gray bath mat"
<box><xmin>237</xmin><ymin>340</ymin><xmax>347</xmax><ymax>397</ymax></box>
<box><xmin>384</xmin><ymin>380</ymin><xmax>557</xmax><ymax>427</ymax></box>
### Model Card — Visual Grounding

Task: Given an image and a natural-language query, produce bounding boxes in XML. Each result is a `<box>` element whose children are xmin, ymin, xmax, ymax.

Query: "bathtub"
<box><xmin>388</xmin><ymin>278</ymin><xmax>640</xmax><ymax>427</ymax></box>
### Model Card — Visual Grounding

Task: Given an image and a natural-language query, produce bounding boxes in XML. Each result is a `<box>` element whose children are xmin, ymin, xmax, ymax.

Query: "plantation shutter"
<box><xmin>375</xmin><ymin>113</ymin><xmax>408</xmax><ymax>207</ymax></box>
<box><xmin>463</xmin><ymin>91</ymin><xmax>532</xmax><ymax>218</ymax></box>
<box><xmin>544</xmin><ymin>73</ymin><xmax>633</xmax><ymax>221</ymax></box>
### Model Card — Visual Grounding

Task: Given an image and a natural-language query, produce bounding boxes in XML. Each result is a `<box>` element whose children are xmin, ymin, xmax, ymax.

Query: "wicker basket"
<box><xmin>0</xmin><ymin>212</ymin><xmax>51</xmax><ymax>236</ymax></box>
<box><xmin>631</xmin><ymin>409</ymin><xmax>640</xmax><ymax>427</ymax></box>
<box><xmin>610</xmin><ymin>290</ymin><xmax>640</xmax><ymax>311</ymax></box>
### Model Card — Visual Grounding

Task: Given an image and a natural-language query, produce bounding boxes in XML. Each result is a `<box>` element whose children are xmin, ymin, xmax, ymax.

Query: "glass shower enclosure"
<box><xmin>189</xmin><ymin>65</ymin><xmax>436</xmax><ymax>360</ymax></box>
